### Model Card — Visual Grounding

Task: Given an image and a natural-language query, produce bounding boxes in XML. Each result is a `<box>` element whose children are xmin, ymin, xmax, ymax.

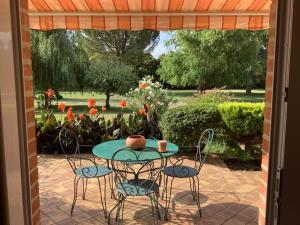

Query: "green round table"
<box><xmin>92</xmin><ymin>139</ymin><xmax>179</xmax><ymax>161</ymax></box>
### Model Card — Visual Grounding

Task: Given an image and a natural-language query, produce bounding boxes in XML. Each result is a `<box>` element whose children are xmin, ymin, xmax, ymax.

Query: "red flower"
<box><xmin>139</xmin><ymin>82</ymin><xmax>149</xmax><ymax>89</ymax></box>
<box><xmin>89</xmin><ymin>107</ymin><xmax>98</xmax><ymax>115</ymax></box>
<box><xmin>120</xmin><ymin>100</ymin><xmax>127</xmax><ymax>109</ymax></box>
<box><xmin>88</xmin><ymin>98</ymin><xmax>96</xmax><ymax>108</ymax></box>
<box><xmin>58</xmin><ymin>102</ymin><xmax>66</xmax><ymax>112</ymax></box>
<box><xmin>79</xmin><ymin>113</ymin><xmax>85</xmax><ymax>120</ymax></box>
<box><xmin>66</xmin><ymin>107</ymin><xmax>75</xmax><ymax>122</ymax></box>
<box><xmin>47</xmin><ymin>89</ymin><xmax>55</xmax><ymax>98</ymax></box>
<box><xmin>101</xmin><ymin>106</ymin><xmax>107</xmax><ymax>112</ymax></box>
<box><xmin>138</xmin><ymin>108</ymin><xmax>147</xmax><ymax>116</ymax></box>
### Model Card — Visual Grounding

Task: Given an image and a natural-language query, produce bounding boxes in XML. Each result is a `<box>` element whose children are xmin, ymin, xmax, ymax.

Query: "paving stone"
<box><xmin>38</xmin><ymin>155</ymin><xmax>260</xmax><ymax>224</ymax></box>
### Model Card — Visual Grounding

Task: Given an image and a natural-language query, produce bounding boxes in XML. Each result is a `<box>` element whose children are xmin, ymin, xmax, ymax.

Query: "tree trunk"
<box><xmin>246</xmin><ymin>86</ymin><xmax>252</xmax><ymax>94</ymax></box>
<box><xmin>197</xmin><ymin>82</ymin><xmax>206</xmax><ymax>94</ymax></box>
<box><xmin>105</xmin><ymin>93</ymin><xmax>111</xmax><ymax>109</ymax></box>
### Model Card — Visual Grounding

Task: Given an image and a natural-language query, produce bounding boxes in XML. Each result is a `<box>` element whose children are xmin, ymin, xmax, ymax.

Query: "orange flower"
<box><xmin>89</xmin><ymin>107</ymin><xmax>98</xmax><ymax>115</ymax></box>
<box><xmin>139</xmin><ymin>82</ymin><xmax>149</xmax><ymax>89</ymax></box>
<box><xmin>101</xmin><ymin>106</ymin><xmax>107</xmax><ymax>112</ymax></box>
<box><xmin>120</xmin><ymin>100</ymin><xmax>127</xmax><ymax>109</ymax></box>
<box><xmin>66</xmin><ymin>107</ymin><xmax>75</xmax><ymax>122</ymax></box>
<box><xmin>58</xmin><ymin>102</ymin><xmax>66</xmax><ymax>112</ymax></box>
<box><xmin>88</xmin><ymin>98</ymin><xmax>96</xmax><ymax>108</ymax></box>
<box><xmin>138</xmin><ymin>108</ymin><xmax>147</xmax><ymax>116</ymax></box>
<box><xmin>79</xmin><ymin>113</ymin><xmax>85</xmax><ymax>120</ymax></box>
<box><xmin>47</xmin><ymin>88</ymin><xmax>55</xmax><ymax>98</ymax></box>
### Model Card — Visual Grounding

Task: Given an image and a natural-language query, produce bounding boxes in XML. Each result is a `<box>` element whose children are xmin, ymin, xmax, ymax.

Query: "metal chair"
<box><xmin>109</xmin><ymin>147</ymin><xmax>164</xmax><ymax>225</ymax></box>
<box><xmin>161</xmin><ymin>129</ymin><xmax>214</xmax><ymax>219</ymax></box>
<box><xmin>58</xmin><ymin>128</ymin><xmax>112</xmax><ymax>217</ymax></box>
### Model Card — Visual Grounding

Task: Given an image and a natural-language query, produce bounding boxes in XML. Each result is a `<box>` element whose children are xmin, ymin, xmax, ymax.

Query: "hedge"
<box><xmin>160</xmin><ymin>102</ymin><xmax>264</xmax><ymax>158</ymax></box>
<box><xmin>218</xmin><ymin>102</ymin><xmax>264</xmax><ymax>137</ymax></box>
<box><xmin>160</xmin><ymin>103</ymin><xmax>222</xmax><ymax>148</ymax></box>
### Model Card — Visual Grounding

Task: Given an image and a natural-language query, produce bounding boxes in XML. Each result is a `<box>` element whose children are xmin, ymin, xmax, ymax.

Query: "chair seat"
<box><xmin>117</xmin><ymin>179</ymin><xmax>159</xmax><ymax>196</ymax></box>
<box><xmin>75</xmin><ymin>165</ymin><xmax>112</xmax><ymax>178</ymax></box>
<box><xmin>162</xmin><ymin>165</ymin><xmax>199</xmax><ymax>178</ymax></box>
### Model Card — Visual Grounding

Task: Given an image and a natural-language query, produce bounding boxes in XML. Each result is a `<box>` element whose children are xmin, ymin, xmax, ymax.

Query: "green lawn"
<box><xmin>225</xmin><ymin>89</ymin><xmax>265</xmax><ymax>103</ymax></box>
<box><xmin>34</xmin><ymin>89</ymin><xmax>265</xmax><ymax>121</ymax></box>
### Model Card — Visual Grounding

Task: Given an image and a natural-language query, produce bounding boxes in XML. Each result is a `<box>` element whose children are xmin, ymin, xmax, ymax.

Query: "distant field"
<box><xmin>34</xmin><ymin>89</ymin><xmax>265</xmax><ymax>121</ymax></box>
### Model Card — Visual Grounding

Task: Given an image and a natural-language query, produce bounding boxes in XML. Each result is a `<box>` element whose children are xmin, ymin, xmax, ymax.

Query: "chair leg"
<box><xmin>149</xmin><ymin>193</ymin><xmax>158</xmax><ymax>225</ymax></box>
<box><xmin>120</xmin><ymin>196</ymin><xmax>126</xmax><ymax>224</ymax></box>
<box><xmin>108</xmin><ymin>172</ymin><xmax>116</xmax><ymax>200</ymax></box>
<box><xmin>97</xmin><ymin>177</ymin><xmax>107</xmax><ymax>218</ymax></box>
<box><xmin>189</xmin><ymin>177</ymin><xmax>196</xmax><ymax>201</ymax></box>
<box><xmin>164</xmin><ymin>177</ymin><xmax>175</xmax><ymax>221</ymax></box>
<box><xmin>108</xmin><ymin>194</ymin><xmax>125</xmax><ymax>225</ymax></box>
<box><xmin>161</xmin><ymin>174</ymin><xmax>168</xmax><ymax>200</ymax></box>
<box><xmin>71</xmin><ymin>176</ymin><xmax>81</xmax><ymax>215</ymax></box>
<box><xmin>193</xmin><ymin>176</ymin><xmax>202</xmax><ymax>217</ymax></box>
<box><xmin>82</xmin><ymin>178</ymin><xmax>88</xmax><ymax>200</ymax></box>
<box><xmin>154</xmin><ymin>192</ymin><xmax>161</xmax><ymax>220</ymax></box>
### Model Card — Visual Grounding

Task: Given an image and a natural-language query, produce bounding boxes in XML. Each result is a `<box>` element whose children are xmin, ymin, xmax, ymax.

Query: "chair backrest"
<box><xmin>111</xmin><ymin>147</ymin><xmax>164</xmax><ymax>196</ymax></box>
<box><xmin>194</xmin><ymin>129</ymin><xmax>214</xmax><ymax>172</ymax></box>
<box><xmin>58</xmin><ymin>128</ymin><xmax>81</xmax><ymax>173</ymax></box>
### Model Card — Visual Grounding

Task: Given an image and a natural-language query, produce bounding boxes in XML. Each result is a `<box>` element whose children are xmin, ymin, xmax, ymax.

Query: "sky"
<box><xmin>151</xmin><ymin>31</ymin><xmax>175</xmax><ymax>59</ymax></box>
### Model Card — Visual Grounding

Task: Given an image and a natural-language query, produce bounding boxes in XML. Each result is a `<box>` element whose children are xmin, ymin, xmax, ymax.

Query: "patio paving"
<box><xmin>38</xmin><ymin>155</ymin><xmax>260</xmax><ymax>225</ymax></box>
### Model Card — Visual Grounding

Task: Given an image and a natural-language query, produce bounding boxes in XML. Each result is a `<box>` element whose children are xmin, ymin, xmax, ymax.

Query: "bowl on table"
<box><xmin>126</xmin><ymin>135</ymin><xmax>146</xmax><ymax>150</ymax></box>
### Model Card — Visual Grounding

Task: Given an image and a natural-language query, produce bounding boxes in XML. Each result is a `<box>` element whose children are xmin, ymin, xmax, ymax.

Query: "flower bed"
<box><xmin>36</xmin><ymin>77</ymin><xmax>174</xmax><ymax>154</ymax></box>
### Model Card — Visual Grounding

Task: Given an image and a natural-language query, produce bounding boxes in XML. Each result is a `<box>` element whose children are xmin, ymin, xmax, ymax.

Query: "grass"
<box><xmin>34</xmin><ymin>89</ymin><xmax>265</xmax><ymax>121</ymax></box>
<box><xmin>225</xmin><ymin>89</ymin><xmax>265</xmax><ymax>103</ymax></box>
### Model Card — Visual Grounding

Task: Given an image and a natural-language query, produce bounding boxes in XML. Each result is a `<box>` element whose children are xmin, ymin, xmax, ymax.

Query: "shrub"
<box><xmin>126</xmin><ymin>76</ymin><xmax>174</xmax><ymax>119</ymax></box>
<box><xmin>193</xmin><ymin>88</ymin><xmax>231</xmax><ymax>105</ymax></box>
<box><xmin>160</xmin><ymin>104</ymin><xmax>222</xmax><ymax>149</ymax></box>
<box><xmin>218</xmin><ymin>102</ymin><xmax>264</xmax><ymax>153</ymax></box>
<box><xmin>218</xmin><ymin>102</ymin><xmax>264</xmax><ymax>136</ymax></box>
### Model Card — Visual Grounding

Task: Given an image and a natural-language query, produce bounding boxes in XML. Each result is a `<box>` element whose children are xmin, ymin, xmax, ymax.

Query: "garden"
<box><xmin>36</xmin><ymin>79</ymin><xmax>264</xmax><ymax>168</ymax></box>
<box><xmin>33</xmin><ymin>29</ymin><xmax>267</xmax><ymax>168</ymax></box>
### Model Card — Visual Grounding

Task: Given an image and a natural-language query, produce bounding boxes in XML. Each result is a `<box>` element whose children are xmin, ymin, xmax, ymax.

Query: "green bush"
<box><xmin>218</xmin><ymin>102</ymin><xmax>264</xmax><ymax>155</ymax></box>
<box><xmin>160</xmin><ymin>103</ymin><xmax>222</xmax><ymax>148</ymax></box>
<box><xmin>218</xmin><ymin>102</ymin><xmax>264</xmax><ymax>136</ymax></box>
<box><xmin>193</xmin><ymin>88</ymin><xmax>231</xmax><ymax>105</ymax></box>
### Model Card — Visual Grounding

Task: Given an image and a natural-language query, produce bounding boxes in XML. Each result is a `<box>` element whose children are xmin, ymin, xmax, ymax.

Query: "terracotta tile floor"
<box><xmin>38</xmin><ymin>155</ymin><xmax>260</xmax><ymax>225</ymax></box>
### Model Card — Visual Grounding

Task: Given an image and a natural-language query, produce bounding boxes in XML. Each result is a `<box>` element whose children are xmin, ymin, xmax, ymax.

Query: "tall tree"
<box><xmin>136</xmin><ymin>53</ymin><xmax>160</xmax><ymax>79</ymax></box>
<box><xmin>86</xmin><ymin>60</ymin><xmax>138</xmax><ymax>108</ymax></box>
<box><xmin>157</xmin><ymin>30</ymin><xmax>268</xmax><ymax>93</ymax></box>
<box><xmin>78</xmin><ymin>30</ymin><xmax>159</xmax><ymax>66</ymax></box>
<box><xmin>30</xmin><ymin>30</ymin><xmax>89</xmax><ymax>92</ymax></box>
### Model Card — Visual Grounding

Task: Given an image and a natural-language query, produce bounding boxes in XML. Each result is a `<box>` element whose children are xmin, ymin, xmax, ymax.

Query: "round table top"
<box><xmin>92</xmin><ymin>139</ymin><xmax>179</xmax><ymax>161</ymax></box>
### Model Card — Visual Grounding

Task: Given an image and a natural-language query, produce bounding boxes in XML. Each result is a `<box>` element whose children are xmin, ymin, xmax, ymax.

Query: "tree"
<box><xmin>78</xmin><ymin>30</ymin><xmax>159</xmax><ymax>66</ymax></box>
<box><xmin>30</xmin><ymin>30</ymin><xmax>89</xmax><ymax>92</ymax></box>
<box><xmin>136</xmin><ymin>53</ymin><xmax>160</xmax><ymax>79</ymax></box>
<box><xmin>157</xmin><ymin>30</ymin><xmax>268</xmax><ymax>93</ymax></box>
<box><xmin>86</xmin><ymin>60</ymin><xmax>138</xmax><ymax>108</ymax></box>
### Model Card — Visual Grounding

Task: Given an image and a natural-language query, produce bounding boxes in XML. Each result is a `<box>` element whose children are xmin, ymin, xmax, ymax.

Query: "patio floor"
<box><xmin>38</xmin><ymin>155</ymin><xmax>260</xmax><ymax>225</ymax></box>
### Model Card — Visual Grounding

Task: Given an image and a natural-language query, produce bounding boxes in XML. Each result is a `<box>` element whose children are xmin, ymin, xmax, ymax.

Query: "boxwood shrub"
<box><xmin>218</xmin><ymin>102</ymin><xmax>264</xmax><ymax>136</ymax></box>
<box><xmin>160</xmin><ymin>103</ymin><xmax>223</xmax><ymax>148</ymax></box>
<box><xmin>218</xmin><ymin>102</ymin><xmax>264</xmax><ymax>153</ymax></box>
<box><xmin>160</xmin><ymin>101</ymin><xmax>264</xmax><ymax>158</ymax></box>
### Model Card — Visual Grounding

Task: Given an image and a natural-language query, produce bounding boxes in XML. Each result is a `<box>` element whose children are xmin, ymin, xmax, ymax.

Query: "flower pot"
<box><xmin>126</xmin><ymin>135</ymin><xmax>146</xmax><ymax>150</ymax></box>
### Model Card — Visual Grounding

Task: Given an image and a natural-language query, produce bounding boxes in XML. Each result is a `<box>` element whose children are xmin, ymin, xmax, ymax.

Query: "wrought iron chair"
<box><xmin>161</xmin><ymin>129</ymin><xmax>214</xmax><ymax>219</ymax></box>
<box><xmin>58</xmin><ymin>128</ymin><xmax>112</xmax><ymax>217</ymax></box>
<box><xmin>109</xmin><ymin>147</ymin><xmax>164</xmax><ymax>225</ymax></box>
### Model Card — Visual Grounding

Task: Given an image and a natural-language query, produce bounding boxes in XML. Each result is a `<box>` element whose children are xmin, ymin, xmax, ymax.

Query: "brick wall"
<box><xmin>259</xmin><ymin>0</ymin><xmax>278</xmax><ymax>224</ymax></box>
<box><xmin>19</xmin><ymin>0</ymin><xmax>41</xmax><ymax>224</ymax></box>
